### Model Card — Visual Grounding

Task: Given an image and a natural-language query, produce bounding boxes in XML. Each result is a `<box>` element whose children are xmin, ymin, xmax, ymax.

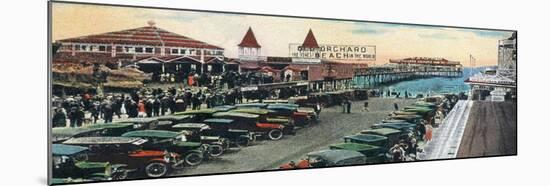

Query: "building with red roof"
<box><xmin>238</xmin><ymin>27</ymin><xmax>263</xmax><ymax>61</ymax></box>
<box><xmin>53</xmin><ymin>21</ymin><xmax>224</xmax><ymax>66</ymax></box>
<box><xmin>301</xmin><ymin>29</ymin><xmax>320</xmax><ymax>49</ymax></box>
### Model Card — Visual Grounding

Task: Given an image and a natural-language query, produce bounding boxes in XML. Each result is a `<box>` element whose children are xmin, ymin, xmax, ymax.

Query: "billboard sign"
<box><xmin>289</xmin><ymin>44</ymin><xmax>376</xmax><ymax>61</ymax></box>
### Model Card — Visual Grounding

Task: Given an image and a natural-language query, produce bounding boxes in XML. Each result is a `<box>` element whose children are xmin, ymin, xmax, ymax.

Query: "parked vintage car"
<box><xmin>83</xmin><ymin>123</ymin><xmax>136</xmax><ymax>137</ymax></box>
<box><xmin>212</xmin><ymin>112</ymin><xmax>286</xmax><ymax>140</ymax></box>
<box><xmin>229</xmin><ymin>108</ymin><xmax>295</xmax><ymax>134</ymax></box>
<box><xmin>52</xmin><ymin>144</ymin><xmax>129</xmax><ymax>181</ymax></box>
<box><xmin>297</xmin><ymin>107</ymin><xmax>319</xmax><ymax>123</ymax></box>
<box><xmin>371</xmin><ymin>122</ymin><xmax>417</xmax><ymax>134</ymax></box>
<box><xmin>387</xmin><ymin>114</ymin><xmax>423</xmax><ymax>125</ymax></box>
<box><xmin>306</xmin><ymin>149</ymin><xmax>366</xmax><ymax>167</ymax></box>
<box><xmin>202</xmin><ymin>118</ymin><xmax>255</xmax><ymax>147</ymax></box>
<box><xmin>173</xmin><ymin>109</ymin><xmax>222</xmax><ymax>122</ymax></box>
<box><xmin>172</xmin><ymin>123</ymin><xmax>229</xmax><ymax>157</ymax></box>
<box><xmin>121</xmin><ymin>130</ymin><xmax>208</xmax><ymax>166</ymax></box>
<box><xmin>234</xmin><ymin>103</ymin><xmax>268</xmax><ymax>109</ymax></box>
<box><xmin>212</xmin><ymin>105</ymin><xmax>237</xmax><ymax>112</ymax></box>
<box><xmin>52</xmin><ymin>127</ymin><xmax>103</xmax><ymax>143</ymax></box>
<box><xmin>116</xmin><ymin>118</ymin><xmax>159</xmax><ymax>130</ymax></box>
<box><xmin>329</xmin><ymin>142</ymin><xmax>386</xmax><ymax>163</ymax></box>
<box><xmin>63</xmin><ymin>137</ymin><xmax>182</xmax><ymax>178</ymax></box>
<box><xmin>392</xmin><ymin>111</ymin><xmax>419</xmax><ymax>115</ymax></box>
<box><xmin>413</xmin><ymin>101</ymin><xmax>438</xmax><ymax>109</ymax></box>
<box><xmin>270</xmin><ymin>103</ymin><xmax>319</xmax><ymax>123</ymax></box>
<box><xmin>266</xmin><ymin>104</ymin><xmax>310</xmax><ymax>126</ymax></box>
<box><xmin>155</xmin><ymin>115</ymin><xmax>193</xmax><ymax>130</ymax></box>
<box><xmin>360</xmin><ymin>128</ymin><xmax>407</xmax><ymax>147</ymax></box>
<box><xmin>343</xmin><ymin>134</ymin><xmax>390</xmax><ymax>150</ymax></box>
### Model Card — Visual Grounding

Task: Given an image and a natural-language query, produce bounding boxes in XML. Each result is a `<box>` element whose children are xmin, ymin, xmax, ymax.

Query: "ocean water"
<box><xmin>354</xmin><ymin>67</ymin><xmax>483</xmax><ymax>96</ymax></box>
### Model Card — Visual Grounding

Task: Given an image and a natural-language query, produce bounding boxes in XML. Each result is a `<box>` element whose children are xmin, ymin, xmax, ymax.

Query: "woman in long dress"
<box><xmin>425</xmin><ymin>124</ymin><xmax>433</xmax><ymax>142</ymax></box>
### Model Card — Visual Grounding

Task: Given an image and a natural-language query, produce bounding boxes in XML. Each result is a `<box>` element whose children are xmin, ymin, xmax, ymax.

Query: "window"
<box><xmin>172</xmin><ymin>48</ymin><xmax>178</xmax><ymax>54</ymax></box>
<box><xmin>81</xmin><ymin>45</ymin><xmax>87</xmax><ymax>51</ymax></box>
<box><xmin>75</xmin><ymin>45</ymin><xmax>80</xmax><ymax>51</ymax></box>
<box><xmin>145</xmin><ymin>47</ymin><xmax>154</xmax><ymax>53</ymax></box>
<box><xmin>99</xmin><ymin>45</ymin><xmax>106</xmax><ymax>52</ymax></box>
<box><xmin>180</xmin><ymin>49</ymin><xmax>187</xmax><ymax>55</ymax></box>
<box><xmin>124</xmin><ymin>46</ymin><xmax>133</xmax><ymax>53</ymax></box>
<box><xmin>135</xmin><ymin>47</ymin><xmax>143</xmax><ymax>53</ymax></box>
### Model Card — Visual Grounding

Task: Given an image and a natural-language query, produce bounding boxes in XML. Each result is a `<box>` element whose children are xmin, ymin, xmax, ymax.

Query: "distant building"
<box><xmin>236</xmin><ymin>27</ymin><xmax>366</xmax><ymax>91</ymax></box>
<box><xmin>465</xmin><ymin>32</ymin><xmax>517</xmax><ymax>101</ymax></box>
<box><xmin>53</xmin><ymin>21</ymin><xmax>229</xmax><ymax>80</ymax></box>
<box><xmin>53</xmin><ymin>21</ymin><xmax>224</xmax><ymax>64</ymax></box>
<box><xmin>497</xmin><ymin>32</ymin><xmax>517</xmax><ymax>80</ymax></box>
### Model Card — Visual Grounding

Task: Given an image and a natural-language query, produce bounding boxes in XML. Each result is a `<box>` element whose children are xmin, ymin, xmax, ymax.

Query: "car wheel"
<box><xmin>145</xmin><ymin>162</ymin><xmax>168</xmax><ymax>178</ymax></box>
<box><xmin>268</xmin><ymin>129</ymin><xmax>283</xmax><ymax>140</ymax></box>
<box><xmin>112</xmin><ymin>170</ymin><xmax>128</xmax><ymax>180</ymax></box>
<box><xmin>184</xmin><ymin>152</ymin><xmax>203</xmax><ymax>166</ymax></box>
<box><xmin>208</xmin><ymin>144</ymin><xmax>224</xmax><ymax>157</ymax></box>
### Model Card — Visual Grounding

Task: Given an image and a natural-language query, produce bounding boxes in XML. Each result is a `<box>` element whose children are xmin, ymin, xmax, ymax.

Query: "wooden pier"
<box><xmin>353</xmin><ymin>57</ymin><xmax>463</xmax><ymax>88</ymax></box>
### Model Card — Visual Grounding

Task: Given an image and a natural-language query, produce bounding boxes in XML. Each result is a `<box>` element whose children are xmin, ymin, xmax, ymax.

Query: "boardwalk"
<box><xmin>420</xmin><ymin>100</ymin><xmax>473</xmax><ymax>160</ymax></box>
<box><xmin>457</xmin><ymin>101</ymin><xmax>517</xmax><ymax>157</ymax></box>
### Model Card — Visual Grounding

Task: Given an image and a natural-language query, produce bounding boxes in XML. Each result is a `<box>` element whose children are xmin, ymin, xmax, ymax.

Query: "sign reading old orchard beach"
<box><xmin>289</xmin><ymin>44</ymin><xmax>376</xmax><ymax>61</ymax></box>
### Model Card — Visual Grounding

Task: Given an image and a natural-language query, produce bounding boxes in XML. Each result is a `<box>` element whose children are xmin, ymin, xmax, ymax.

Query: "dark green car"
<box><xmin>52</xmin><ymin>127</ymin><xmax>103</xmax><ymax>143</ymax></box>
<box><xmin>84</xmin><ymin>123</ymin><xmax>136</xmax><ymax>137</ymax></box>
<box><xmin>202</xmin><ymin>118</ymin><xmax>255</xmax><ymax>147</ymax></box>
<box><xmin>116</xmin><ymin>118</ymin><xmax>159</xmax><ymax>130</ymax></box>
<box><xmin>306</xmin><ymin>149</ymin><xmax>366</xmax><ymax>167</ymax></box>
<box><xmin>329</xmin><ymin>142</ymin><xmax>386</xmax><ymax>163</ymax></box>
<box><xmin>371</xmin><ymin>122</ymin><xmax>417</xmax><ymax>134</ymax></box>
<box><xmin>387</xmin><ymin>114</ymin><xmax>423</xmax><ymax>125</ymax></box>
<box><xmin>121</xmin><ymin>130</ymin><xmax>208</xmax><ymax>167</ymax></box>
<box><xmin>344</xmin><ymin>134</ymin><xmax>390</xmax><ymax>150</ymax></box>
<box><xmin>173</xmin><ymin>109</ymin><xmax>222</xmax><ymax>122</ymax></box>
<box><xmin>156</xmin><ymin>115</ymin><xmax>193</xmax><ymax>130</ymax></box>
<box><xmin>360</xmin><ymin>128</ymin><xmax>408</xmax><ymax>148</ymax></box>
<box><xmin>52</xmin><ymin>144</ymin><xmax>128</xmax><ymax>182</ymax></box>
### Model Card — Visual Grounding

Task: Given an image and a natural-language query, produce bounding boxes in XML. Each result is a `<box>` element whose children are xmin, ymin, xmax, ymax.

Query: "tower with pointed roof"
<box><xmin>302</xmin><ymin>29</ymin><xmax>319</xmax><ymax>49</ymax></box>
<box><xmin>238</xmin><ymin>27</ymin><xmax>262</xmax><ymax>61</ymax></box>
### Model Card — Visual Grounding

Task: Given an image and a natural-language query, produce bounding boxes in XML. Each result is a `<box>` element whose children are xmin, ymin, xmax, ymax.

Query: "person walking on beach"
<box><xmin>341</xmin><ymin>100</ymin><xmax>346</xmax><ymax>113</ymax></box>
<box><xmin>393</xmin><ymin>102</ymin><xmax>399</xmax><ymax>111</ymax></box>
<box><xmin>346</xmin><ymin>99</ymin><xmax>352</xmax><ymax>114</ymax></box>
<box><xmin>363</xmin><ymin>101</ymin><xmax>369</xmax><ymax>112</ymax></box>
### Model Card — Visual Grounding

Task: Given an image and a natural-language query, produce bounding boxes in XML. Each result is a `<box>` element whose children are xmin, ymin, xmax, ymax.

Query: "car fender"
<box><xmin>256</xmin><ymin>123</ymin><xmax>285</xmax><ymax>130</ymax></box>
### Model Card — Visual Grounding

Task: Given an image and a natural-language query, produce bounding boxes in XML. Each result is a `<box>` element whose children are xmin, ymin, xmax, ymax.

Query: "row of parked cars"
<box><xmin>280</xmin><ymin>97</ymin><xmax>444</xmax><ymax>169</ymax></box>
<box><xmin>51</xmin><ymin>102</ymin><xmax>318</xmax><ymax>184</ymax></box>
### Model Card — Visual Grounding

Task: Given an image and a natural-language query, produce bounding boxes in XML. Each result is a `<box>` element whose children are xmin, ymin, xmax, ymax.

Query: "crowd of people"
<box><xmin>51</xmin><ymin>86</ymin><xmax>252</xmax><ymax>128</ymax></box>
